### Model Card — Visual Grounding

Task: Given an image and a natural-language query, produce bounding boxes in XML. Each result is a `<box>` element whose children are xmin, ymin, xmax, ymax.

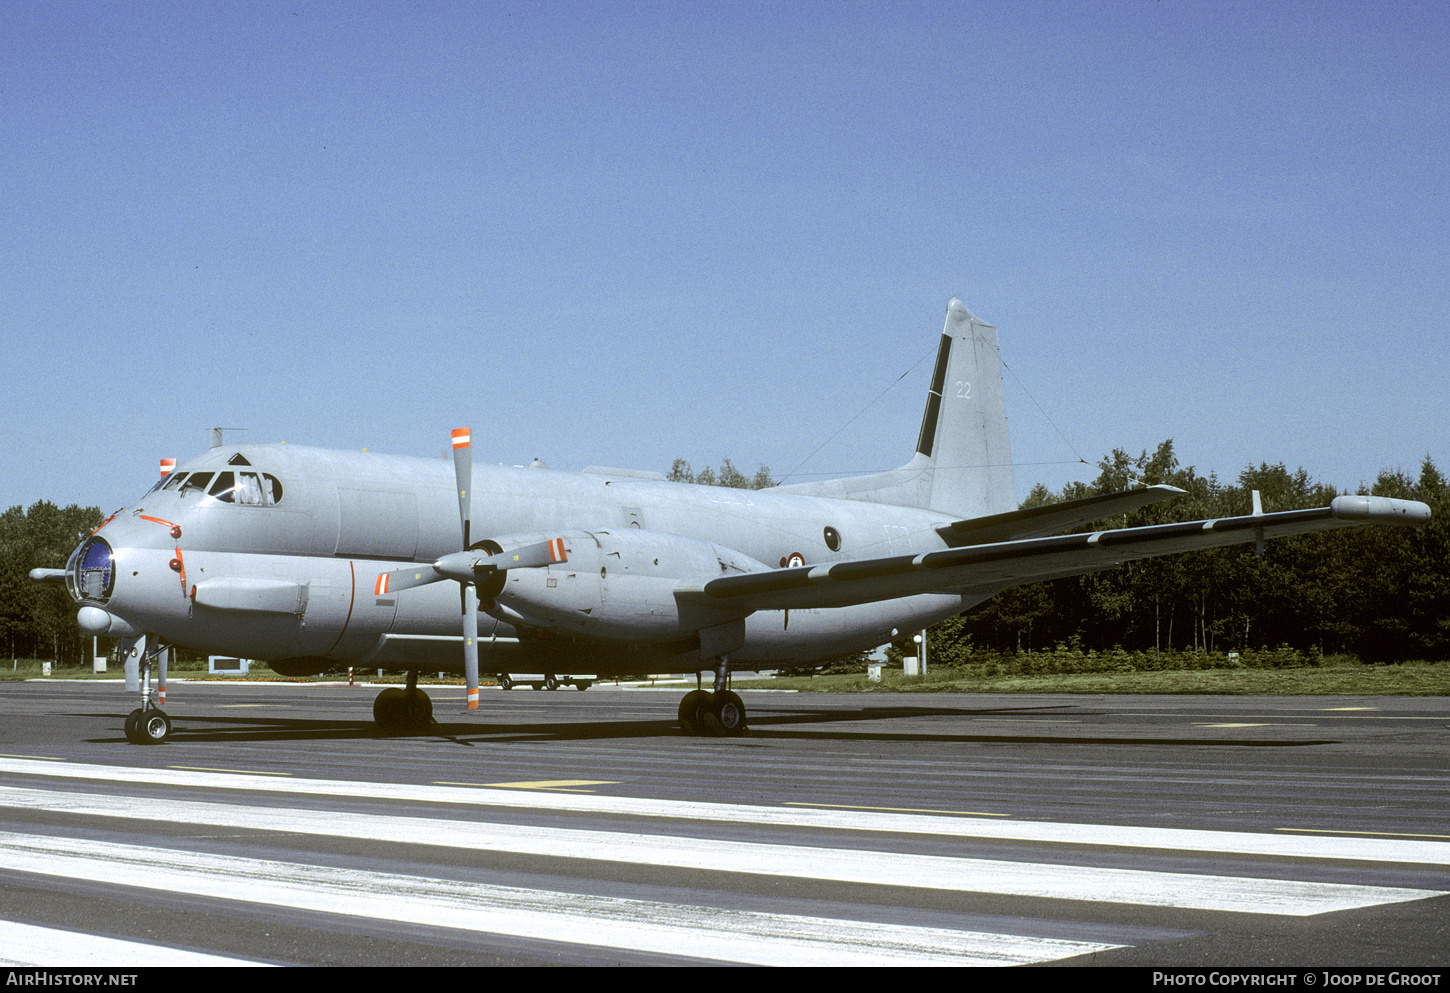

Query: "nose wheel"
<box><xmin>123</xmin><ymin>708</ymin><xmax>171</xmax><ymax>744</ymax></box>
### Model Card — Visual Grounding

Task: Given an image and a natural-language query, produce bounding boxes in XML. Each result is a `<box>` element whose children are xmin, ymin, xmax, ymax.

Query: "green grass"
<box><xmin>6</xmin><ymin>656</ymin><xmax>1448</xmax><ymax>694</ymax></box>
<box><xmin>733</xmin><ymin>657</ymin><xmax>1450</xmax><ymax>695</ymax></box>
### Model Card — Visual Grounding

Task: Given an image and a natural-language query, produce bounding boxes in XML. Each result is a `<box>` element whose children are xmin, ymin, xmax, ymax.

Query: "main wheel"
<box><xmin>374</xmin><ymin>687</ymin><xmax>407</xmax><ymax>730</ymax></box>
<box><xmin>123</xmin><ymin>708</ymin><xmax>145</xmax><ymax>744</ymax></box>
<box><xmin>136</xmin><ymin>708</ymin><xmax>171</xmax><ymax>744</ymax></box>
<box><xmin>677</xmin><ymin>689</ymin><xmax>711</xmax><ymax>735</ymax></box>
<box><xmin>702</xmin><ymin>691</ymin><xmax>747</xmax><ymax>737</ymax></box>
<box><xmin>401</xmin><ymin>688</ymin><xmax>433</xmax><ymax>726</ymax></box>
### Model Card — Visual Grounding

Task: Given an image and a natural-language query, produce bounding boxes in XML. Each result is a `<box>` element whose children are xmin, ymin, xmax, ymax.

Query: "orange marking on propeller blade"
<box><xmin>451</xmin><ymin>428</ymin><xmax>471</xmax><ymax>449</ymax></box>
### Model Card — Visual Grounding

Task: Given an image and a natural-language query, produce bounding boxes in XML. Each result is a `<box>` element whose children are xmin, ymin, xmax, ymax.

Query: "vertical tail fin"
<box><xmin>914</xmin><ymin>297</ymin><xmax>1015</xmax><ymax>518</ymax></box>
<box><xmin>774</xmin><ymin>298</ymin><xmax>1016</xmax><ymax>519</ymax></box>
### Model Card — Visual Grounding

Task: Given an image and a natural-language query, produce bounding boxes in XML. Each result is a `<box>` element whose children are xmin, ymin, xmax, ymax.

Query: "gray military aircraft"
<box><xmin>33</xmin><ymin>298</ymin><xmax>1431</xmax><ymax>743</ymax></box>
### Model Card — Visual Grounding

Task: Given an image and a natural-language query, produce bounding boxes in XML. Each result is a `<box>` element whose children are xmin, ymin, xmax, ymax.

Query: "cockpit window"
<box><xmin>161</xmin><ymin>472</ymin><xmax>189</xmax><ymax>491</ymax></box>
<box><xmin>209</xmin><ymin>471</ymin><xmax>283</xmax><ymax>505</ymax></box>
<box><xmin>179</xmin><ymin>472</ymin><xmax>214</xmax><ymax>496</ymax></box>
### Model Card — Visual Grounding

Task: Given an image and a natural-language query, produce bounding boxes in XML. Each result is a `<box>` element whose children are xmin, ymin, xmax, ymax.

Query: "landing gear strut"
<box><xmin>678</xmin><ymin>658</ymin><xmax>748</xmax><ymax>737</ymax></box>
<box><xmin>373</xmin><ymin>670</ymin><xmax>435</xmax><ymax>733</ymax></box>
<box><xmin>122</xmin><ymin>635</ymin><xmax>172</xmax><ymax>745</ymax></box>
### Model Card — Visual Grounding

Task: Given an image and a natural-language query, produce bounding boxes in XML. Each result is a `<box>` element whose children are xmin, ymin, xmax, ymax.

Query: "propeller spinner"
<box><xmin>372</xmin><ymin>428</ymin><xmax>566</xmax><ymax>711</ymax></box>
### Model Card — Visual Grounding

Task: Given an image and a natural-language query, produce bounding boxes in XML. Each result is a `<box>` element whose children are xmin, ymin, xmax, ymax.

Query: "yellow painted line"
<box><xmin>0</xmin><ymin>754</ymin><xmax>65</xmax><ymax>762</ymax></box>
<box><xmin>1276</xmin><ymin>827</ymin><xmax>1450</xmax><ymax>841</ymax></box>
<box><xmin>1324</xmin><ymin>707</ymin><xmax>1379</xmax><ymax>711</ymax></box>
<box><xmin>787</xmin><ymin>802</ymin><xmax>1009</xmax><ymax>818</ymax></box>
<box><xmin>1193</xmin><ymin>723</ymin><xmax>1315</xmax><ymax>728</ymax></box>
<box><xmin>217</xmin><ymin>704</ymin><xmax>271</xmax><ymax>708</ymax></box>
<box><xmin>436</xmin><ymin>780</ymin><xmax>618</xmax><ymax>791</ymax></box>
<box><xmin>169</xmin><ymin>766</ymin><xmax>293</xmax><ymax>777</ymax></box>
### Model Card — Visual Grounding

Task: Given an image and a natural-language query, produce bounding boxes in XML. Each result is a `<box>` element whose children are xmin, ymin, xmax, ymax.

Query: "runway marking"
<box><xmin>170</xmin><ymin>766</ymin><xmax>293</xmax><ymax>776</ymax></box>
<box><xmin>0</xmin><ymin>919</ymin><xmax>270</xmax><ymax>967</ymax></box>
<box><xmin>0</xmin><ymin>833</ymin><xmax>1119</xmax><ymax>966</ymax></box>
<box><xmin>442</xmin><ymin>780</ymin><xmax>619</xmax><ymax>791</ymax></box>
<box><xmin>3</xmin><ymin>758</ymin><xmax>1448</xmax><ymax>866</ymax></box>
<box><xmin>1193</xmin><ymin>723</ymin><xmax>1314</xmax><ymax>728</ymax></box>
<box><xmin>787</xmin><ymin>802</ymin><xmax>1009</xmax><ymax>817</ymax></box>
<box><xmin>1277</xmin><ymin>828</ymin><xmax>1450</xmax><ymax>841</ymax></box>
<box><xmin>0</xmin><ymin>788</ymin><xmax>1441</xmax><ymax>916</ymax></box>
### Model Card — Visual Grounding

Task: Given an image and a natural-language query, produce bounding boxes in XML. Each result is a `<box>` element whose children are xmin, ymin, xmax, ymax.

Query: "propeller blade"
<box><xmin>374</xmin><ymin>538</ymin><xmax>567</xmax><ymax>595</ymax></box>
<box><xmin>429</xmin><ymin>539</ymin><xmax>567</xmax><ymax>583</ymax></box>
<box><xmin>452</xmin><ymin>427</ymin><xmax>472</xmax><ymax>549</ymax></box>
<box><xmin>463</xmin><ymin>582</ymin><xmax>479</xmax><ymax>710</ymax></box>
<box><xmin>485</xmin><ymin>537</ymin><xmax>569</xmax><ymax>570</ymax></box>
<box><xmin>373</xmin><ymin>566</ymin><xmax>443</xmax><ymax>596</ymax></box>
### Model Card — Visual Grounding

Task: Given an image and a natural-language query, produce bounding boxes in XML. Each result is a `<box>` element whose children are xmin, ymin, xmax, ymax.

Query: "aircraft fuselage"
<box><xmin>69</xmin><ymin>443</ymin><xmax>977</xmax><ymax>676</ymax></box>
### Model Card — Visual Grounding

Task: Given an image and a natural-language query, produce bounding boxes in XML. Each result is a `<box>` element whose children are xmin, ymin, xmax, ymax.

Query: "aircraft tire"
<box><xmin>123</xmin><ymin>708</ymin><xmax>145</xmax><ymax>744</ymax></box>
<box><xmin>373</xmin><ymin>687</ymin><xmax>406</xmax><ymax>731</ymax></box>
<box><xmin>137</xmin><ymin>708</ymin><xmax>171</xmax><ymax>745</ymax></box>
<box><xmin>709</xmin><ymin>691</ymin><xmax>748</xmax><ymax>737</ymax></box>
<box><xmin>677</xmin><ymin>690</ymin><xmax>711</xmax><ymax>735</ymax></box>
<box><xmin>401</xmin><ymin>688</ymin><xmax>433</xmax><ymax>726</ymax></box>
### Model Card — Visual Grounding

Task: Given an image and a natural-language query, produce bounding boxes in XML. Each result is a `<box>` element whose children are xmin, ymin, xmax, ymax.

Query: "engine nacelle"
<box><xmin>484</xmin><ymin>528</ymin><xmax>766</xmax><ymax>642</ymax></box>
<box><xmin>267</xmin><ymin>656</ymin><xmax>337</xmax><ymax>677</ymax></box>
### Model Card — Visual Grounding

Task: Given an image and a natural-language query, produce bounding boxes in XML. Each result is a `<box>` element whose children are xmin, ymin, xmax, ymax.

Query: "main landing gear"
<box><xmin>678</xmin><ymin>658</ymin><xmax>748</xmax><ymax>737</ymax></box>
<box><xmin>373</xmin><ymin>670</ymin><xmax>436</xmax><ymax>733</ymax></box>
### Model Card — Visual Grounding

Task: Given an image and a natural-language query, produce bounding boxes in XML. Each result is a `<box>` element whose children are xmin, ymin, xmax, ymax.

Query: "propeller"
<box><xmin>372</xmin><ymin>428</ymin><xmax>567</xmax><ymax>711</ymax></box>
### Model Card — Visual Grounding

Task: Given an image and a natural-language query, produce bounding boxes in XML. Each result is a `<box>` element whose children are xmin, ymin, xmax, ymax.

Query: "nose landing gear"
<box><xmin>120</xmin><ymin>634</ymin><xmax>172</xmax><ymax>745</ymax></box>
<box><xmin>124</xmin><ymin>707</ymin><xmax>172</xmax><ymax>745</ymax></box>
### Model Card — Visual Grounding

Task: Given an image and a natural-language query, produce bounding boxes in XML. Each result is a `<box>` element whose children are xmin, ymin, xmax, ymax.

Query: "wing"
<box><xmin>678</xmin><ymin>495</ymin><xmax>1430</xmax><ymax>613</ymax></box>
<box><xmin>937</xmin><ymin>484</ymin><xmax>1185</xmax><ymax>546</ymax></box>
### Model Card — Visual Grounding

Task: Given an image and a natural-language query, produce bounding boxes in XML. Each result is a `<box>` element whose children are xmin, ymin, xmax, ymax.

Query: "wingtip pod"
<box><xmin>1330</xmin><ymin>495</ymin><xmax>1432</xmax><ymax>525</ymax></box>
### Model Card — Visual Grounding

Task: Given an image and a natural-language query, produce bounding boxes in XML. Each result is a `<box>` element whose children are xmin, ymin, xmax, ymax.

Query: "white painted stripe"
<box><xmin>2</xmin><ymin>757</ymin><xmax>1446</xmax><ymax>866</ymax></box>
<box><xmin>0</xmin><ymin>834</ymin><xmax>1116</xmax><ymax>966</ymax></box>
<box><xmin>0</xmin><ymin>788</ymin><xmax>1439</xmax><ymax>915</ymax></box>
<box><xmin>0</xmin><ymin>919</ymin><xmax>269</xmax><ymax>967</ymax></box>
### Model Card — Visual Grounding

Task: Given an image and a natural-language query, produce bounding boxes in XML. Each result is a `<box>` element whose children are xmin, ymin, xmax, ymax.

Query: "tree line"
<box><xmin>1</xmin><ymin>502</ymin><xmax>103</xmax><ymax>666</ymax></box>
<box><xmin>943</xmin><ymin>440</ymin><xmax>1448</xmax><ymax>662</ymax></box>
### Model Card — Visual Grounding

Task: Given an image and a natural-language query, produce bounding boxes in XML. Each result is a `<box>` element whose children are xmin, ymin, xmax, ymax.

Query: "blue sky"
<box><xmin>4</xmin><ymin>0</ymin><xmax>1446</xmax><ymax>516</ymax></box>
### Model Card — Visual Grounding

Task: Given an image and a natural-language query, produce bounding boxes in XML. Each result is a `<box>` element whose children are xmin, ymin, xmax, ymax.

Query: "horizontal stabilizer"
<box><xmin>679</xmin><ymin>495</ymin><xmax>1431</xmax><ymax>614</ymax></box>
<box><xmin>941</xmin><ymin>485</ymin><xmax>1185</xmax><ymax>546</ymax></box>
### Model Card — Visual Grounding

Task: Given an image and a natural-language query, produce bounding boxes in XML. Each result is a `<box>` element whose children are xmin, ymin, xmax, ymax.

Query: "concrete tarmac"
<box><xmin>0</xmin><ymin>679</ymin><xmax>1446</xmax><ymax>967</ymax></box>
